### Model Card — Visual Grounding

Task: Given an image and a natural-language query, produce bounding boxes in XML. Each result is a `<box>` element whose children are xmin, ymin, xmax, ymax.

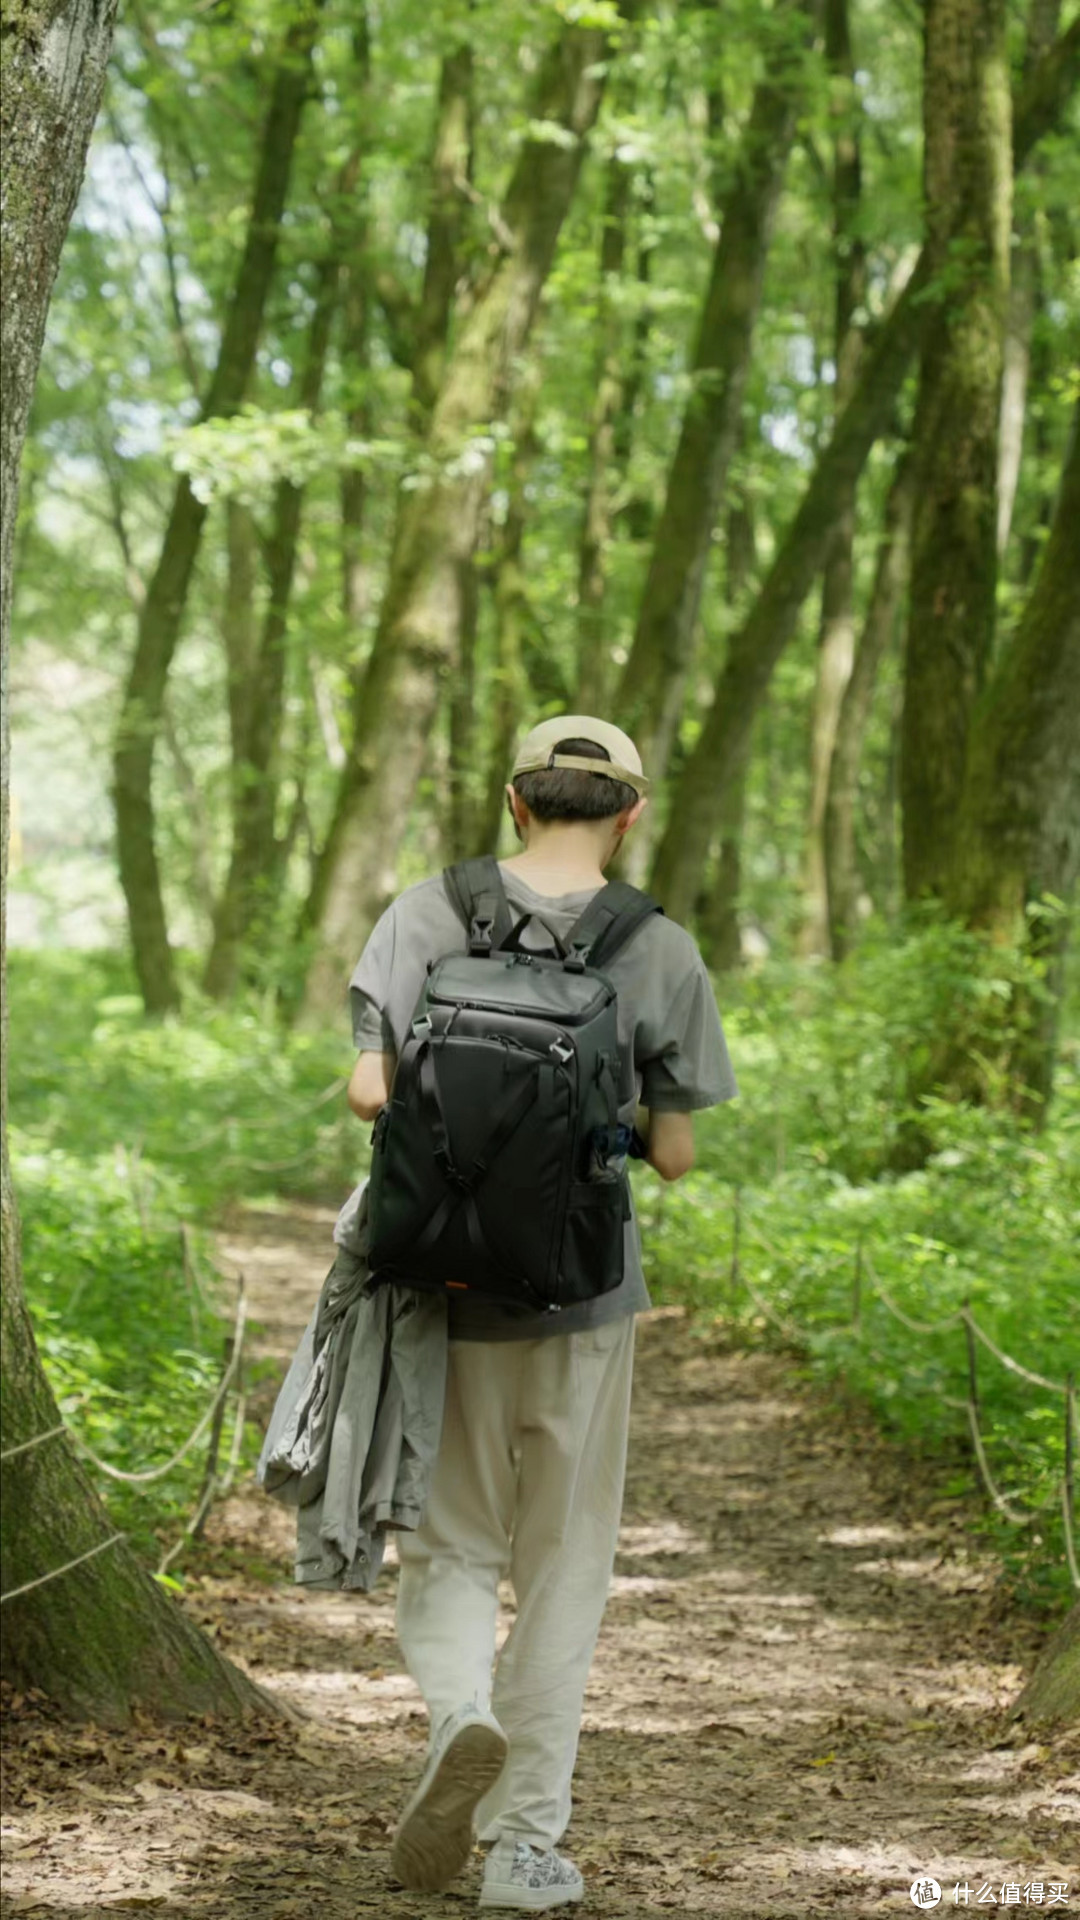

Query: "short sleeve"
<box><xmin>638</xmin><ymin>956</ymin><xmax>738</xmax><ymax>1112</ymax></box>
<box><xmin>347</xmin><ymin>905</ymin><xmax>398</xmax><ymax>1052</ymax></box>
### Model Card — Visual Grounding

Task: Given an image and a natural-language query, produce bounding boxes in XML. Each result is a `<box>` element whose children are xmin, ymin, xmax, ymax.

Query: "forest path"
<box><xmin>2</xmin><ymin>1202</ymin><xmax>1077</xmax><ymax>1919</ymax></box>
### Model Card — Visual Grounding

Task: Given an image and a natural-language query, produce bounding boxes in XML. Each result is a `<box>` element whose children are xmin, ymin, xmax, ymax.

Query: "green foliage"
<box><xmin>7</xmin><ymin>0</ymin><xmax>1080</xmax><ymax>1614</ymax></box>
<box><xmin>8</xmin><ymin>949</ymin><xmax>357</xmax><ymax>1563</ymax></box>
<box><xmin>636</xmin><ymin>928</ymin><xmax>1080</xmax><ymax>1605</ymax></box>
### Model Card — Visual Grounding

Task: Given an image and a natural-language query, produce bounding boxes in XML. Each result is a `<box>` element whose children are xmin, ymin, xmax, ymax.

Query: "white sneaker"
<box><xmin>390</xmin><ymin>1704</ymin><xmax>509</xmax><ymax>1892</ymax></box>
<box><xmin>479</xmin><ymin>1836</ymin><xmax>585</xmax><ymax>1911</ymax></box>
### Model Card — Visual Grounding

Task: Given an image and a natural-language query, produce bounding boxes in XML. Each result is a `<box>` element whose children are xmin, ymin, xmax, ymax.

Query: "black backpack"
<box><xmin>367</xmin><ymin>856</ymin><xmax>661</xmax><ymax>1313</ymax></box>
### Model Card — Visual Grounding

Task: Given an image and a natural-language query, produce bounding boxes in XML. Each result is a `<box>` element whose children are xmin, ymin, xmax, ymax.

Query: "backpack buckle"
<box><xmin>563</xmin><ymin>940</ymin><xmax>590</xmax><ymax>974</ymax></box>
<box><xmin>469</xmin><ymin>913</ymin><xmax>495</xmax><ymax>955</ymax></box>
<box><xmin>411</xmin><ymin>1013</ymin><xmax>433</xmax><ymax>1037</ymax></box>
<box><xmin>549</xmin><ymin>1037</ymin><xmax>573</xmax><ymax>1064</ymax></box>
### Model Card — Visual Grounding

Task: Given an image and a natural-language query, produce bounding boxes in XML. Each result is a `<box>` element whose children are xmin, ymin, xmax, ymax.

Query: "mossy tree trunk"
<box><xmin>697</xmin><ymin>495</ymin><xmax>758</xmax><ymax>969</ymax></box>
<box><xmin>824</xmin><ymin>448</ymin><xmax>916</xmax><ymax>958</ymax></box>
<box><xmin>945</xmin><ymin>403</ymin><xmax>1080</xmax><ymax>1113</ymax></box>
<box><xmin>650</xmin><ymin>254</ymin><xmax>933</xmax><ymax>925</ymax></box>
<box><xmin>899</xmin><ymin>0</ymin><xmax>1012</xmax><ymax>904</ymax></box>
<box><xmin>575</xmin><ymin>129</ymin><xmax>634</xmax><ymax>713</ymax></box>
<box><xmin>300</xmin><ymin>23</ymin><xmax>611</xmax><ymax>1016</ymax></box>
<box><xmin>0</xmin><ymin>1215</ymin><xmax>271</xmax><ymax>1722</ymax></box>
<box><xmin>1009</xmin><ymin>1602</ymin><xmax>1080</xmax><ymax>1730</ymax></box>
<box><xmin>652</xmin><ymin>18</ymin><xmax>1076</xmax><ymax>932</ymax></box>
<box><xmin>412</xmin><ymin>40</ymin><xmax>475</xmax><ymax>424</ymax></box>
<box><xmin>996</xmin><ymin>0</ymin><xmax>1060</xmax><ymax>559</ymax></box>
<box><xmin>1</xmin><ymin>0</ymin><xmax>272</xmax><ymax>1725</ymax></box>
<box><xmin>111</xmin><ymin>1</ymin><xmax>325</xmax><ymax>1016</ymax></box>
<box><xmin>203</xmin><ymin>153</ymin><xmax>362</xmax><ymax>1000</ymax></box>
<box><xmin>615</xmin><ymin>0</ymin><xmax>815</xmax><ymax>803</ymax></box>
<box><xmin>797</xmin><ymin>0</ymin><xmax>866</xmax><ymax>957</ymax></box>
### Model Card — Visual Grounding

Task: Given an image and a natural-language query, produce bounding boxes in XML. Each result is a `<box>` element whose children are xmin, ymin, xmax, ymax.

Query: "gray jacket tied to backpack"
<box><xmin>257</xmin><ymin>1182</ymin><xmax>448</xmax><ymax>1592</ymax></box>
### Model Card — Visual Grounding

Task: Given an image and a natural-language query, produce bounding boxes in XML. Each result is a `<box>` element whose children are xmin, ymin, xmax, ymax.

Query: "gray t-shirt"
<box><xmin>348</xmin><ymin>867</ymin><xmax>737</xmax><ymax>1341</ymax></box>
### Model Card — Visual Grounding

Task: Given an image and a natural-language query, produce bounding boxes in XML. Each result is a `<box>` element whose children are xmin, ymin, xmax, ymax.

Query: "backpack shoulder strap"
<box><xmin>443</xmin><ymin>857</ymin><xmax>515</xmax><ymax>956</ymax></box>
<box><xmin>564</xmin><ymin>881</ymin><xmax>663</xmax><ymax>971</ymax></box>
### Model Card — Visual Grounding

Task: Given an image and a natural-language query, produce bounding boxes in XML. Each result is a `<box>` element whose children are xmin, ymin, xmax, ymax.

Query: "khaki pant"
<box><xmin>395</xmin><ymin>1315</ymin><xmax>635</xmax><ymax>1848</ymax></box>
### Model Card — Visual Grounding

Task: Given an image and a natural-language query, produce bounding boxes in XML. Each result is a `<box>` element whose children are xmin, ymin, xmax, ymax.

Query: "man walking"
<box><xmin>346</xmin><ymin>716</ymin><xmax>737</xmax><ymax>1910</ymax></box>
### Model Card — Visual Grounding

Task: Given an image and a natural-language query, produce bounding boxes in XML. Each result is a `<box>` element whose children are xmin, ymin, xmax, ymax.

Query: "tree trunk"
<box><xmin>899</xmin><ymin>0</ymin><xmax>1011</xmax><ymax>904</ymax></box>
<box><xmin>996</xmin><ymin>225</ymin><xmax>1039</xmax><ymax>560</ymax></box>
<box><xmin>0</xmin><ymin>1206</ymin><xmax>272</xmax><ymax>1722</ymax></box>
<box><xmin>339</xmin><ymin>16</ymin><xmax>374</xmax><ymax>640</ymax></box>
<box><xmin>203</xmin><ymin>230</ymin><xmax>348</xmax><ymax>1000</ymax></box>
<box><xmin>1009</xmin><ymin>1602</ymin><xmax>1080</xmax><ymax>1731</ymax></box>
<box><xmin>222</xmin><ymin>500</ymin><xmax>259</xmax><ymax>810</ymax></box>
<box><xmin>798</xmin><ymin>0</ymin><xmax>866</xmax><ymax>957</ymax></box>
<box><xmin>996</xmin><ymin>0</ymin><xmax>1060</xmax><ymax>559</ymax></box>
<box><xmin>112</xmin><ymin>2</ymin><xmax>325</xmax><ymax>1015</ymax></box>
<box><xmin>475</xmin><ymin>384</ymin><xmax>540</xmax><ymax>858</ymax></box>
<box><xmin>0</xmin><ymin>0</ymin><xmax>272</xmax><ymax>1726</ymax></box>
<box><xmin>413</xmin><ymin>42</ymin><xmax>474</xmax><ymax>422</ymax></box>
<box><xmin>615</xmin><ymin>0</ymin><xmax>814</xmax><ymax>794</ymax></box>
<box><xmin>650</xmin><ymin>252</ymin><xmax>934</xmax><ymax>925</ymax></box>
<box><xmin>446</xmin><ymin>556</ymin><xmax>481</xmax><ymax>862</ymax></box>
<box><xmin>698</xmin><ymin>740</ymin><xmax>752</xmax><ymax>971</ymax></box>
<box><xmin>653</xmin><ymin>20</ymin><xmax>1076</xmax><ymax>936</ymax></box>
<box><xmin>1011</xmin><ymin>15</ymin><xmax>1080</xmax><ymax>163</ymax></box>
<box><xmin>697</xmin><ymin>495</ymin><xmax>758</xmax><ymax>968</ymax></box>
<box><xmin>947</xmin><ymin>403</ymin><xmax>1080</xmax><ymax>1112</ymax></box>
<box><xmin>575</xmin><ymin>133</ymin><xmax>632</xmax><ymax>710</ymax></box>
<box><xmin>824</xmin><ymin>449</ymin><xmax>916</xmax><ymax>958</ymax></box>
<box><xmin>300</xmin><ymin>24</ymin><xmax>611</xmax><ymax>1016</ymax></box>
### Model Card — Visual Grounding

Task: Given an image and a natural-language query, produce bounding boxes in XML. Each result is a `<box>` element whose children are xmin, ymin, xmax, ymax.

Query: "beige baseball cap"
<box><xmin>511</xmin><ymin>715</ymin><xmax>649</xmax><ymax>795</ymax></box>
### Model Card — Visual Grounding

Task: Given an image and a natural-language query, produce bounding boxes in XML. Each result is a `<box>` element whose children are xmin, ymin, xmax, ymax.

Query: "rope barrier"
<box><xmin>727</xmin><ymin>1189</ymin><xmax>1078</xmax><ymax>1589</ymax></box>
<box><xmin>962</xmin><ymin>1312</ymin><xmax>1069</xmax><ymax>1397</ymax></box>
<box><xmin>862</xmin><ymin>1257</ymin><xmax>966</xmax><ymax>1338</ymax></box>
<box><xmin>0</xmin><ymin>1533</ymin><xmax>126</xmax><ymax>1607</ymax></box>
<box><xmin>738</xmin><ymin>1267</ymin><xmax>804</xmax><ymax>1342</ymax></box>
<box><xmin>160</xmin><ymin>1075</ymin><xmax>348</xmax><ymax>1156</ymax></box>
<box><xmin>70</xmin><ymin>1279</ymin><xmax>247</xmax><ymax>1485</ymax></box>
<box><xmin>962</xmin><ymin>1401</ymin><xmax>1042</xmax><ymax>1528</ymax></box>
<box><xmin>0</xmin><ymin>1422</ymin><xmax>67</xmax><ymax>1464</ymax></box>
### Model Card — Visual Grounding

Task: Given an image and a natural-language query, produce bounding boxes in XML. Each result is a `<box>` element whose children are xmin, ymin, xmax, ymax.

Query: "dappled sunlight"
<box><xmin>821</xmin><ymin>1524</ymin><xmax>915</xmax><ymax>1547</ymax></box>
<box><xmin>617</xmin><ymin>1518</ymin><xmax>710</xmax><ymax>1558</ymax></box>
<box><xmin>850</xmin><ymin>1552</ymin><xmax>998</xmax><ymax>1593</ymax></box>
<box><xmin>4</xmin><ymin>1281</ymin><xmax>1075</xmax><ymax>1919</ymax></box>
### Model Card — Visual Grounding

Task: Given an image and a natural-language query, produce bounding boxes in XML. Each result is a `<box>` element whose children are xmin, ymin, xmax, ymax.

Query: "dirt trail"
<box><xmin>2</xmin><ymin>1203</ymin><xmax>1077</xmax><ymax>1919</ymax></box>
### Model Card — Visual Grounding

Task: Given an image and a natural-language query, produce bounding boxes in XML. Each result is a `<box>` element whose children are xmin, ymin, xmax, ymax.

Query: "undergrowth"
<box><xmin>7</xmin><ymin>926</ymin><xmax>1079</xmax><ymax>1606</ymax></box>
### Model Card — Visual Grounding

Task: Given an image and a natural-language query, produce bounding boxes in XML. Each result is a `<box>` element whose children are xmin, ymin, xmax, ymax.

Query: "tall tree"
<box><xmin>301</xmin><ymin>22</ymin><xmax>612</xmax><ymax>1015</ymax></box>
<box><xmin>824</xmin><ymin>448</ymin><xmax>916</xmax><ymax>957</ymax></box>
<box><xmin>112</xmin><ymin>0</ymin><xmax>325</xmax><ymax>1015</ymax></box>
<box><xmin>899</xmin><ymin>0</ymin><xmax>1012</xmax><ymax>902</ymax></box>
<box><xmin>947</xmin><ymin>403</ymin><xmax>1080</xmax><ymax>1110</ymax></box>
<box><xmin>797</xmin><ymin>0</ymin><xmax>866</xmax><ymax>956</ymax></box>
<box><xmin>650</xmin><ymin>253</ymin><xmax>933</xmax><ymax>924</ymax></box>
<box><xmin>203</xmin><ymin>159</ymin><xmax>362</xmax><ymax>1000</ymax></box>
<box><xmin>1</xmin><ymin>0</ymin><xmax>267</xmax><ymax>1721</ymax></box>
<box><xmin>651</xmin><ymin>18</ymin><xmax>1077</xmax><ymax>928</ymax></box>
<box><xmin>575</xmin><ymin>139</ymin><xmax>633</xmax><ymax>710</ymax></box>
<box><xmin>616</xmin><ymin>0</ymin><xmax>817</xmax><ymax>800</ymax></box>
<box><xmin>996</xmin><ymin>0</ymin><xmax>1061</xmax><ymax>558</ymax></box>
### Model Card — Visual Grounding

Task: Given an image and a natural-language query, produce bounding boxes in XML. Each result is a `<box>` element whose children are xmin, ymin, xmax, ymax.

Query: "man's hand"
<box><xmin>637</xmin><ymin>1108</ymin><xmax>695</xmax><ymax>1182</ymax></box>
<box><xmin>348</xmin><ymin>1050</ymin><xmax>396</xmax><ymax>1121</ymax></box>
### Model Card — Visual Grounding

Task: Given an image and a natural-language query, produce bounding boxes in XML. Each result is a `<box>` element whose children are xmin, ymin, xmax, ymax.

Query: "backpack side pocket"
<box><xmin>556</xmin><ymin>1178</ymin><xmax>626</xmax><ymax>1307</ymax></box>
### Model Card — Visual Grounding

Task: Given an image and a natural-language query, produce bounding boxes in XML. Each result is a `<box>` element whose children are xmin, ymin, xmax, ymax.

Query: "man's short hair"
<box><xmin>512</xmin><ymin>737</ymin><xmax>639</xmax><ymax>822</ymax></box>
